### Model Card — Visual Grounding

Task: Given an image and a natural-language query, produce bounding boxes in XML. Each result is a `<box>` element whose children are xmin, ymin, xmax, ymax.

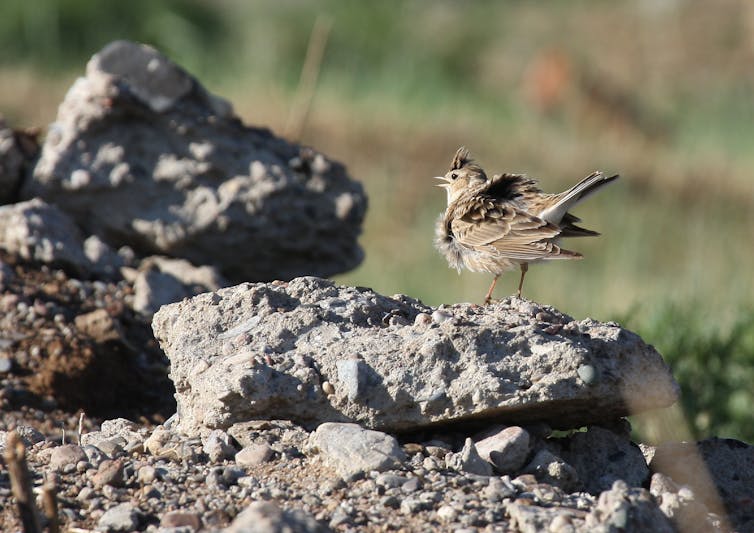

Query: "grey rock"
<box><xmin>160</xmin><ymin>510</ymin><xmax>202</xmax><ymax>530</ymax></box>
<box><xmin>132</xmin><ymin>255</ymin><xmax>226</xmax><ymax>317</ymax></box>
<box><xmin>522</xmin><ymin>449</ymin><xmax>579</xmax><ymax>493</ymax></box>
<box><xmin>0</xmin><ymin>198</ymin><xmax>91</xmax><ymax>275</ymax></box>
<box><xmin>235</xmin><ymin>443</ymin><xmax>274</xmax><ymax>466</ymax></box>
<box><xmin>151</xmin><ymin>277</ymin><xmax>679</xmax><ymax>436</ymax></box>
<box><xmin>560</xmin><ymin>426</ymin><xmax>649</xmax><ymax>494</ymax></box>
<box><xmin>583</xmin><ymin>480</ymin><xmax>674</xmax><ymax>532</ymax></box>
<box><xmin>92</xmin><ymin>459</ymin><xmax>126</xmax><ymax>488</ymax></box>
<box><xmin>474</xmin><ymin>425</ymin><xmax>532</xmax><ymax>474</ymax></box>
<box><xmin>225</xmin><ymin>500</ymin><xmax>328</xmax><ymax>532</ymax></box>
<box><xmin>401</xmin><ymin>477</ymin><xmax>421</xmax><ymax>493</ymax></box>
<box><xmin>0</xmin><ymin>427</ymin><xmax>45</xmax><ymax>454</ymax></box>
<box><xmin>83</xmin><ymin>235</ymin><xmax>123</xmax><ymax>278</ymax></box>
<box><xmin>446</xmin><ymin>438</ymin><xmax>493</xmax><ymax>476</ymax></box>
<box><xmin>82</xmin><ymin>445</ymin><xmax>109</xmax><ymax>467</ymax></box>
<box><xmin>507</xmin><ymin>502</ymin><xmax>584</xmax><ymax>533</ymax></box>
<box><xmin>49</xmin><ymin>444</ymin><xmax>88</xmax><ymax>471</ymax></box>
<box><xmin>375</xmin><ymin>473</ymin><xmax>408</xmax><ymax>489</ymax></box>
<box><xmin>81</xmin><ymin>418</ymin><xmax>147</xmax><ymax>449</ymax></box>
<box><xmin>482</xmin><ymin>476</ymin><xmax>517</xmax><ymax>501</ymax></box>
<box><xmin>74</xmin><ymin>308</ymin><xmax>124</xmax><ymax>344</ymax></box>
<box><xmin>92</xmin><ymin>439</ymin><xmax>124</xmax><ymax>458</ymax></box>
<box><xmin>307</xmin><ymin>422</ymin><xmax>405</xmax><ymax>479</ymax></box>
<box><xmin>651</xmin><ymin>437</ymin><xmax>754</xmax><ymax>532</ymax></box>
<box><xmin>0</xmin><ymin>357</ymin><xmax>11</xmax><ymax>373</ymax></box>
<box><xmin>97</xmin><ymin>502</ymin><xmax>140</xmax><ymax>532</ymax></box>
<box><xmin>17</xmin><ymin>426</ymin><xmax>45</xmax><ymax>446</ymax></box>
<box><xmin>25</xmin><ymin>40</ymin><xmax>366</xmax><ymax>284</ymax></box>
<box><xmin>202</xmin><ymin>429</ymin><xmax>236</xmax><ymax>462</ymax></box>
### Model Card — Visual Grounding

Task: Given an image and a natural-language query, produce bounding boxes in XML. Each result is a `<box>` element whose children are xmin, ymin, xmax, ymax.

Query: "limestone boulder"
<box><xmin>152</xmin><ymin>277</ymin><xmax>679</xmax><ymax>437</ymax></box>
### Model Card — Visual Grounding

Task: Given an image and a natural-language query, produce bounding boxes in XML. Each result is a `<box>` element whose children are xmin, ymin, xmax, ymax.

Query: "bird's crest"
<box><xmin>450</xmin><ymin>146</ymin><xmax>487</xmax><ymax>179</ymax></box>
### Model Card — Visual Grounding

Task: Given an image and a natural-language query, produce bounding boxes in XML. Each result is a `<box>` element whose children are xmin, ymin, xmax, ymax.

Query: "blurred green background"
<box><xmin>1</xmin><ymin>0</ymin><xmax>752</xmax><ymax>442</ymax></box>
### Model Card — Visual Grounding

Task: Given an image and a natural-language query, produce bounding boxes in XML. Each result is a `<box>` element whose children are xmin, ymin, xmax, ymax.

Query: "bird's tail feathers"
<box><xmin>539</xmin><ymin>172</ymin><xmax>618</xmax><ymax>222</ymax></box>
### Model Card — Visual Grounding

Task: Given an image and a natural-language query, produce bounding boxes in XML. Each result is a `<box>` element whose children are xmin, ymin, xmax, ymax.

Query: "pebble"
<box><xmin>375</xmin><ymin>473</ymin><xmax>407</xmax><ymax>488</ymax></box>
<box><xmin>160</xmin><ymin>510</ymin><xmax>202</xmax><ymax>529</ymax></box>
<box><xmin>92</xmin><ymin>459</ymin><xmax>126</xmax><ymax>488</ymax></box>
<box><xmin>49</xmin><ymin>444</ymin><xmax>88</xmax><ymax>470</ymax></box>
<box><xmin>577</xmin><ymin>364</ymin><xmax>597</xmax><ymax>384</ymax></box>
<box><xmin>431</xmin><ymin>310</ymin><xmax>453</xmax><ymax>324</ymax></box>
<box><xmin>235</xmin><ymin>443</ymin><xmax>273</xmax><ymax>466</ymax></box>
<box><xmin>97</xmin><ymin>502</ymin><xmax>139</xmax><ymax>532</ymax></box>
<box><xmin>401</xmin><ymin>477</ymin><xmax>421</xmax><ymax>493</ymax></box>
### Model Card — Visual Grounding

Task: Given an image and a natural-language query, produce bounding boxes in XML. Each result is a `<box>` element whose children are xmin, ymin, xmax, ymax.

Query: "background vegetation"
<box><xmin>1</xmin><ymin>0</ymin><xmax>752</xmax><ymax>442</ymax></box>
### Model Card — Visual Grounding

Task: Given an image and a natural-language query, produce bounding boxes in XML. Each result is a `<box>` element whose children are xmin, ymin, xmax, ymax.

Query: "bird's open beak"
<box><xmin>434</xmin><ymin>176</ymin><xmax>450</xmax><ymax>188</ymax></box>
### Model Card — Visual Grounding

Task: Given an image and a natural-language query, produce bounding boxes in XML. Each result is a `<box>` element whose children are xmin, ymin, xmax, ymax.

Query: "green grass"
<box><xmin>625</xmin><ymin>306</ymin><xmax>754</xmax><ymax>443</ymax></box>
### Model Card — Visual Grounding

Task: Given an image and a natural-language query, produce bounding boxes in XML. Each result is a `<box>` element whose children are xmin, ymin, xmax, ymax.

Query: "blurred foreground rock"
<box><xmin>153</xmin><ymin>276</ymin><xmax>679</xmax><ymax>436</ymax></box>
<box><xmin>22</xmin><ymin>40</ymin><xmax>367</xmax><ymax>283</ymax></box>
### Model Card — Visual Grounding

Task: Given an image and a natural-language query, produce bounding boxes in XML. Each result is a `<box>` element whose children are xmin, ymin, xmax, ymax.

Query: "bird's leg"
<box><xmin>484</xmin><ymin>275</ymin><xmax>500</xmax><ymax>305</ymax></box>
<box><xmin>517</xmin><ymin>263</ymin><xmax>528</xmax><ymax>298</ymax></box>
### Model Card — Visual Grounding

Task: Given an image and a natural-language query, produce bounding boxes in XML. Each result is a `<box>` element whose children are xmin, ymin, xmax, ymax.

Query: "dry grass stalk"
<box><xmin>4</xmin><ymin>430</ymin><xmax>42</xmax><ymax>533</ymax></box>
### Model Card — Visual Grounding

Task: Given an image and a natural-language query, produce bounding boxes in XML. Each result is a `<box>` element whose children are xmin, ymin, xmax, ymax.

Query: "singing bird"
<box><xmin>434</xmin><ymin>147</ymin><xmax>618</xmax><ymax>304</ymax></box>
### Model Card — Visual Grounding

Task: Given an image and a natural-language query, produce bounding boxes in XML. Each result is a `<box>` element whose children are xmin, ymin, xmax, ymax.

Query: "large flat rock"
<box><xmin>23</xmin><ymin>40</ymin><xmax>366</xmax><ymax>284</ymax></box>
<box><xmin>152</xmin><ymin>277</ymin><xmax>679</xmax><ymax>436</ymax></box>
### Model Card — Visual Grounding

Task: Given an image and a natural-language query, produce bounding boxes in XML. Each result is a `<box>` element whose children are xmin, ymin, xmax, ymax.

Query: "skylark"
<box><xmin>434</xmin><ymin>147</ymin><xmax>618</xmax><ymax>304</ymax></box>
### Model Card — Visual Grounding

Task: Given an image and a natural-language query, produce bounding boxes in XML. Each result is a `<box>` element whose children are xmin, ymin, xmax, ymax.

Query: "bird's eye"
<box><xmin>450</xmin><ymin>173</ymin><xmax>458</xmax><ymax>180</ymax></box>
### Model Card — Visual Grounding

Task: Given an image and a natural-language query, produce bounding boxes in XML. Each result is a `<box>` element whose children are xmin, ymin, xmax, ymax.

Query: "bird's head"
<box><xmin>434</xmin><ymin>147</ymin><xmax>488</xmax><ymax>204</ymax></box>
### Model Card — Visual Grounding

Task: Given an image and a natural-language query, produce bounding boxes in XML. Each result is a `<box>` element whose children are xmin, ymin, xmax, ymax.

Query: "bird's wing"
<box><xmin>451</xmin><ymin>200</ymin><xmax>577</xmax><ymax>261</ymax></box>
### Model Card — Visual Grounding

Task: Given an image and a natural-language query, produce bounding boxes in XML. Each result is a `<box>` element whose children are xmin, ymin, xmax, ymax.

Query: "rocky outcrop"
<box><xmin>152</xmin><ymin>276</ymin><xmax>679</xmax><ymax>437</ymax></box>
<box><xmin>22</xmin><ymin>40</ymin><xmax>366</xmax><ymax>284</ymax></box>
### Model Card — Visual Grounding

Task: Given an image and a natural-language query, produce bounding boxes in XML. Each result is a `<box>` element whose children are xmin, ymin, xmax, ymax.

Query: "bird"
<box><xmin>434</xmin><ymin>147</ymin><xmax>618</xmax><ymax>304</ymax></box>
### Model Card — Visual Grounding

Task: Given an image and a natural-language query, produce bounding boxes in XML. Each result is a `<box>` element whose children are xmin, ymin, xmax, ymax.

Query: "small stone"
<box><xmin>137</xmin><ymin>465</ymin><xmax>157</xmax><ymax>484</ymax></box>
<box><xmin>97</xmin><ymin>502</ymin><xmax>140</xmax><ymax>532</ymax></box>
<box><xmin>94</xmin><ymin>439</ymin><xmax>125</xmax><ymax>458</ymax></box>
<box><xmin>437</xmin><ymin>505</ymin><xmax>458</xmax><ymax>523</ymax></box>
<box><xmin>381</xmin><ymin>495</ymin><xmax>401</xmax><ymax>509</ymax></box>
<box><xmin>77</xmin><ymin>487</ymin><xmax>94</xmax><ymax>501</ymax></box>
<box><xmin>49</xmin><ymin>445</ymin><xmax>88</xmax><ymax>471</ymax></box>
<box><xmin>336</xmin><ymin>358</ymin><xmax>367</xmax><ymax>402</ymax></box>
<box><xmin>0</xmin><ymin>357</ymin><xmax>12</xmax><ymax>373</ymax></box>
<box><xmin>577</xmin><ymin>364</ymin><xmax>597</xmax><ymax>384</ymax></box>
<box><xmin>10</xmin><ymin>426</ymin><xmax>45</xmax><ymax>447</ymax></box>
<box><xmin>160</xmin><ymin>510</ymin><xmax>202</xmax><ymax>530</ymax></box>
<box><xmin>92</xmin><ymin>459</ymin><xmax>125</xmax><ymax>488</ymax></box>
<box><xmin>225</xmin><ymin>501</ymin><xmax>326</xmax><ymax>532</ymax></box>
<box><xmin>203</xmin><ymin>429</ymin><xmax>236</xmax><ymax>462</ymax></box>
<box><xmin>446</xmin><ymin>438</ymin><xmax>492</xmax><ymax>476</ymax></box>
<box><xmin>400</xmin><ymin>498</ymin><xmax>424</xmax><ymax>514</ymax></box>
<box><xmin>322</xmin><ymin>381</ymin><xmax>335</xmax><ymax>396</ymax></box>
<box><xmin>414</xmin><ymin>313</ymin><xmax>431</xmax><ymax>326</ymax></box>
<box><xmin>82</xmin><ymin>445</ymin><xmax>108</xmax><ymax>467</ymax></box>
<box><xmin>235</xmin><ymin>443</ymin><xmax>274</xmax><ymax>466</ymax></box>
<box><xmin>522</xmin><ymin>449</ymin><xmax>579</xmax><ymax>492</ymax></box>
<box><xmin>431</xmin><ymin>310</ymin><xmax>452</xmax><ymax>324</ymax></box>
<box><xmin>375</xmin><ymin>473</ymin><xmax>407</xmax><ymax>489</ymax></box>
<box><xmin>401</xmin><ymin>477</ymin><xmax>421</xmax><ymax>493</ymax></box>
<box><xmin>482</xmin><ymin>476</ymin><xmax>516</xmax><ymax>501</ymax></box>
<box><xmin>475</xmin><ymin>426</ymin><xmax>532</xmax><ymax>474</ymax></box>
<box><xmin>308</xmin><ymin>422</ymin><xmax>405</xmax><ymax>478</ymax></box>
<box><xmin>144</xmin><ymin>426</ymin><xmax>171</xmax><ymax>456</ymax></box>
<box><xmin>329</xmin><ymin>506</ymin><xmax>351</xmax><ymax>528</ymax></box>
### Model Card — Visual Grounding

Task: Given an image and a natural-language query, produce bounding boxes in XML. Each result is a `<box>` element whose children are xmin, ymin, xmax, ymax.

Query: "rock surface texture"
<box><xmin>153</xmin><ymin>276</ymin><xmax>679</xmax><ymax>437</ymax></box>
<box><xmin>22</xmin><ymin>40</ymin><xmax>366</xmax><ymax>283</ymax></box>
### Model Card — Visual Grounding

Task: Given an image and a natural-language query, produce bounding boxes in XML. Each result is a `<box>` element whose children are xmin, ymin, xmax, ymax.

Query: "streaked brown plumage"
<box><xmin>434</xmin><ymin>147</ymin><xmax>618</xmax><ymax>304</ymax></box>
